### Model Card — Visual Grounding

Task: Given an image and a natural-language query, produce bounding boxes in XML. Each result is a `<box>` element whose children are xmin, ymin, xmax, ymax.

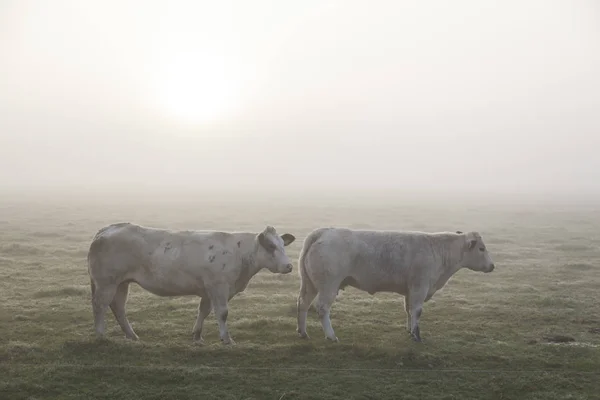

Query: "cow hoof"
<box><xmin>298</xmin><ymin>332</ymin><xmax>310</xmax><ymax>339</ymax></box>
<box><xmin>326</xmin><ymin>336</ymin><xmax>339</xmax><ymax>343</ymax></box>
<box><xmin>411</xmin><ymin>335</ymin><xmax>422</xmax><ymax>343</ymax></box>
<box><xmin>193</xmin><ymin>338</ymin><xmax>205</xmax><ymax>345</ymax></box>
<box><xmin>221</xmin><ymin>338</ymin><xmax>236</xmax><ymax>345</ymax></box>
<box><xmin>126</xmin><ymin>335</ymin><xmax>139</xmax><ymax>341</ymax></box>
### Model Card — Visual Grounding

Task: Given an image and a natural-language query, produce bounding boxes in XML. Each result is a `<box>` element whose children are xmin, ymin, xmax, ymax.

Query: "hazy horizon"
<box><xmin>1</xmin><ymin>0</ymin><xmax>599</xmax><ymax>202</ymax></box>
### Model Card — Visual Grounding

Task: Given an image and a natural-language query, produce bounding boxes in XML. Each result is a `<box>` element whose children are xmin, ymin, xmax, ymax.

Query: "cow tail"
<box><xmin>298</xmin><ymin>228</ymin><xmax>329</xmax><ymax>292</ymax></box>
<box><xmin>87</xmin><ymin>231</ymin><xmax>107</xmax><ymax>299</ymax></box>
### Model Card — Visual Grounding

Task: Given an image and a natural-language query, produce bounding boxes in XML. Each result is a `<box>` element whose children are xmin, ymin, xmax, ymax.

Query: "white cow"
<box><xmin>88</xmin><ymin>223</ymin><xmax>296</xmax><ymax>344</ymax></box>
<box><xmin>296</xmin><ymin>228</ymin><xmax>495</xmax><ymax>342</ymax></box>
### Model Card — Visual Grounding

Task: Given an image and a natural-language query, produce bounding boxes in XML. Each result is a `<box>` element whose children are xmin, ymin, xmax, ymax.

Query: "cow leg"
<box><xmin>109</xmin><ymin>282</ymin><xmax>138</xmax><ymax>340</ymax></box>
<box><xmin>192</xmin><ymin>296</ymin><xmax>212</xmax><ymax>343</ymax></box>
<box><xmin>208</xmin><ymin>287</ymin><xmax>235</xmax><ymax>345</ymax></box>
<box><xmin>92</xmin><ymin>283</ymin><xmax>117</xmax><ymax>339</ymax></box>
<box><xmin>404</xmin><ymin>295</ymin><xmax>411</xmax><ymax>334</ymax></box>
<box><xmin>408</xmin><ymin>288</ymin><xmax>428</xmax><ymax>342</ymax></box>
<box><xmin>297</xmin><ymin>278</ymin><xmax>318</xmax><ymax>339</ymax></box>
<box><xmin>315</xmin><ymin>287</ymin><xmax>339</xmax><ymax>342</ymax></box>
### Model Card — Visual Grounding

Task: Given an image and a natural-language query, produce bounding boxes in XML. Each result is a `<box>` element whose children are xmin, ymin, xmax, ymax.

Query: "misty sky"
<box><xmin>1</xmin><ymin>0</ymin><xmax>599</xmax><ymax>198</ymax></box>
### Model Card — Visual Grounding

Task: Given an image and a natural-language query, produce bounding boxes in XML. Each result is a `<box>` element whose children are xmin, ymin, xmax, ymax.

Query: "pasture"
<box><xmin>1</xmin><ymin>195</ymin><xmax>599</xmax><ymax>399</ymax></box>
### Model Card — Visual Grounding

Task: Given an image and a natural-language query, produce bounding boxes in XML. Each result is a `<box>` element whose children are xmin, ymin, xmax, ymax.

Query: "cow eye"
<box><xmin>479</xmin><ymin>247</ymin><xmax>485</xmax><ymax>252</ymax></box>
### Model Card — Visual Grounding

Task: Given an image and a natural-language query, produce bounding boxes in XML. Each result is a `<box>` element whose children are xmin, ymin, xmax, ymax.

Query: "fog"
<box><xmin>1</xmin><ymin>0</ymin><xmax>599</xmax><ymax>202</ymax></box>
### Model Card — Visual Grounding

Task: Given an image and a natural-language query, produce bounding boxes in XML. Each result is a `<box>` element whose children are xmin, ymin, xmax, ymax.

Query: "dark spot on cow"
<box><xmin>220</xmin><ymin>310</ymin><xmax>228</xmax><ymax>322</ymax></box>
<box><xmin>209</xmin><ymin>255</ymin><xmax>215</xmax><ymax>263</ymax></box>
<box><xmin>222</xmin><ymin>250</ymin><xmax>227</xmax><ymax>255</ymax></box>
<box><xmin>237</xmin><ymin>241</ymin><xmax>241</xmax><ymax>248</ymax></box>
<box><xmin>222</xmin><ymin>263</ymin><xmax>226</xmax><ymax>269</ymax></box>
<box><xmin>456</xmin><ymin>231</ymin><xmax>463</xmax><ymax>234</ymax></box>
<box><xmin>209</xmin><ymin>245</ymin><xmax>214</xmax><ymax>250</ymax></box>
<box><xmin>164</xmin><ymin>242</ymin><xmax>172</xmax><ymax>253</ymax></box>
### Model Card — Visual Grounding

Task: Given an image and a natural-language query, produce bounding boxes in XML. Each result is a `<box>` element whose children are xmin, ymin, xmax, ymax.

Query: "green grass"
<box><xmin>1</xmin><ymin>197</ymin><xmax>600</xmax><ymax>399</ymax></box>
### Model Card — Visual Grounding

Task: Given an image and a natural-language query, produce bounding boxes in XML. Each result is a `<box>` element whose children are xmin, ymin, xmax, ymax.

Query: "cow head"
<box><xmin>460</xmin><ymin>231</ymin><xmax>495</xmax><ymax>273</ymax></box>
<box><xmin>255</xmin><ymin>226</ymin><xmax>296</xmax><ymax>274</ymax></box>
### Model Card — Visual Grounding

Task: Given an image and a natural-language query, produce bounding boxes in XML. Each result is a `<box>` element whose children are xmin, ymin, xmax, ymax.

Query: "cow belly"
<box><xmin>341</xmin><ymin>274</ymin><xmax>403</xmax><ymax>295</ymax></box>
<box><xmin>133</xmin><ymin>272</ymin><xmax>204</xmax><ymax>297</ymax></box>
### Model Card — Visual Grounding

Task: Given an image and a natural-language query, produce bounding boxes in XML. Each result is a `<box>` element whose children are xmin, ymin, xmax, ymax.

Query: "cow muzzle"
<box><xmin>281</xmin><ymin>263</ymin><xmax>293</xmax><ymax>274</ymax></box>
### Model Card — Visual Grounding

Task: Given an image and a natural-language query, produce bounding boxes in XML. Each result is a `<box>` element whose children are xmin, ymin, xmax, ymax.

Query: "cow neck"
<box><xmin>235</xmin><ymin>247</ymin><xmax>262</xmax><ymax>292</ymax></box>
<box><xmin>434</xmin><ymin>236</ymin><xmax>466</xmax><ymax>290</ymax></box>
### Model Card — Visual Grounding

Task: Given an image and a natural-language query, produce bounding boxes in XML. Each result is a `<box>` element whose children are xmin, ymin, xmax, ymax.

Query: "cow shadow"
<box><xmin>59</xmin><ymin>330</ymin><xmax>429</xmax><ymax>371</ymax></box>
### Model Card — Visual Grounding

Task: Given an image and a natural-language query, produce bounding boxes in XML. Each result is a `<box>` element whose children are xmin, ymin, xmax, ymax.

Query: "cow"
<box><xmin>296</xmin><ymin>228</ymin><xmax>495</xmax><ymax>342</ymax></box>
<box><xmin>87</xmin><ymin>222</ymin><xmax>296</xmax><ymax>344</ymax></box>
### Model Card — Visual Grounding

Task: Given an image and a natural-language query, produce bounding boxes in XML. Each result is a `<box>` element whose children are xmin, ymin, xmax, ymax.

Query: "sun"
<box><xmin>156</xmin><ymin>52</ymin><xmax>238</xmax><ymax>126</ymax></box>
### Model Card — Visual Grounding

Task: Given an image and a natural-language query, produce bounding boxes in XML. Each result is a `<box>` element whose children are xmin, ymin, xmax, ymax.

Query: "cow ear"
<box><xmin>258</xmin><ymin>232</ymin><xmax>268</xmax><ymax>248</ymax></box>
<box><xmin>281</xmin><ymin>233</ymin><xmax>296</xmax><ymax>246</ymax></box>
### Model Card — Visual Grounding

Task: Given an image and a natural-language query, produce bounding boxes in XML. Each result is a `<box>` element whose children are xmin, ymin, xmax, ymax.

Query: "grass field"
<box><xmin>1</xmin><ymin>195</ymin><xmax>599</xmax><ymax>399</ymax></box>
